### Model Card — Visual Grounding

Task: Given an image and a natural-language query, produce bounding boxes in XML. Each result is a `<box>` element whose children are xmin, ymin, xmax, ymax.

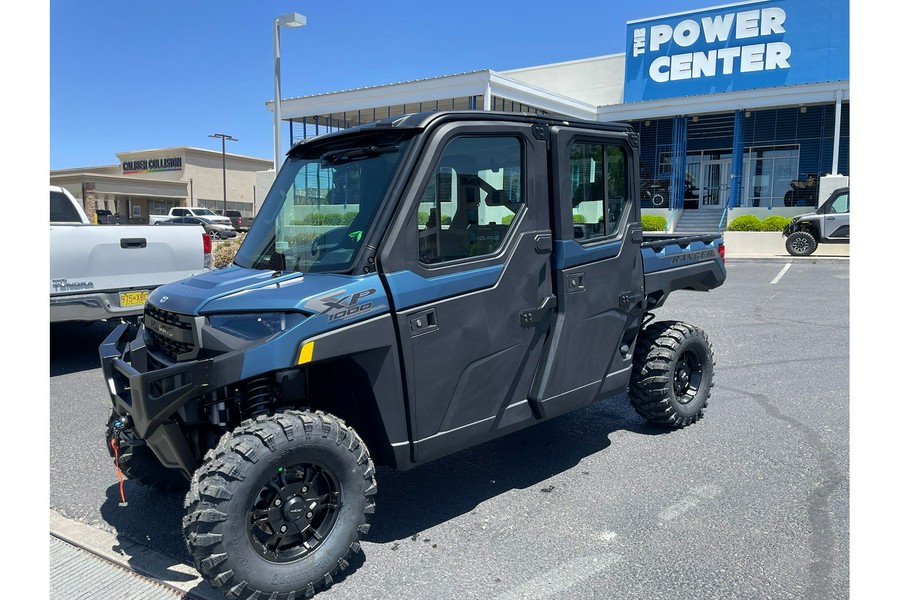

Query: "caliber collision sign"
<box><xmin>623</xmin><ymin>0</ymin><xmax>849</xmax><ymax>102</ymax></box>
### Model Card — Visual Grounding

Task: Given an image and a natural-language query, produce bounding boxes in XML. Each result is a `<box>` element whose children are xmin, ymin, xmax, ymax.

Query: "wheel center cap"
<box><xmin>284</xmin><ymin>497</ymin><xmax>309</xmax><ymax>521</ymax></box>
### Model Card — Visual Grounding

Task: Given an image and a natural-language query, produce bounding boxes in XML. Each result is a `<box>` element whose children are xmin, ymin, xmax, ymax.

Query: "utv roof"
<box><xmin>288</xmin><ymin>110</ymin><xmax>633</xmax><ymax>152</ymax></box>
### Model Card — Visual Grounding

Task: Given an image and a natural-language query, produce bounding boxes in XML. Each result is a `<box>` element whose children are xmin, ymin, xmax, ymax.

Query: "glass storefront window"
<box><xmin>746</xmin><ymin>145</ymin><xmax>800</xmax><ymax>208</ymax></box>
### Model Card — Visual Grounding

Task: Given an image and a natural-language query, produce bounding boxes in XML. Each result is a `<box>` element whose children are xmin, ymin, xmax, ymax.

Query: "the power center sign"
<box><xmin>624</xmin><ymin>0</ymin><xmax>849</xmax><ymax>102</ymax></box>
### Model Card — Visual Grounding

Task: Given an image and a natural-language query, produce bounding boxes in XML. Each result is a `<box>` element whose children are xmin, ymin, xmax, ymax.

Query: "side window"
<box><xmin>569</xmin><ymin>142</ymin><xmax>628</xmax><ymax>243</ymax></box>
<box><xmin>172</xmin><ymin>208</ymin><xmax>186</xmax><ymax>217</ymax></box>
<box><xmin>417</xmin><ymin>136</ymin><xmax>524</xmax><ymax>265</ymax></box>
<box><xmin>829</xmin><ymin>192</ymin><xmax>849</xmax><ymax>214</ymax></box>
<box><xmin>50</xmin><ymin>191</ymin><xmax>83</xmax><ymax>222</ymax></box>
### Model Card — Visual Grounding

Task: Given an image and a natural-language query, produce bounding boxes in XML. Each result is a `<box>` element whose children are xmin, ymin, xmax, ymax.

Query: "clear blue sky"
<box><xmin>49</xmin><ymin>0</ymin><xmax>709</xmax><ymax>170</ymax></box>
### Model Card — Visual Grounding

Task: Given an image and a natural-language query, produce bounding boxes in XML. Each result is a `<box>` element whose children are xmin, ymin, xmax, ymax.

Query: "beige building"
<box><xmin>50</xmin><ymin>147</ymin><xmax>274</xmax><ymax>223</ymax></box>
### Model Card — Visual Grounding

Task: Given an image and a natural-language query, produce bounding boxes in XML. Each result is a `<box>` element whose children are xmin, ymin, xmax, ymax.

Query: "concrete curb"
<box><xmin>725</xmin><ymin>254</ymin><xmax>850</xmax><ymax>264</ymax></box>
<box><xmin>49</xmin><ymin>509</ymin><xmax>220</xmax><ymax>599</ymax></box>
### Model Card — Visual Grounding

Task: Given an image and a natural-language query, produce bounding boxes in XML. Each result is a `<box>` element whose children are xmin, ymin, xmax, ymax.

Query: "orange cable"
<box><xmin>110</xmin><ymin>438</ymin><xmax>128</xmax><ymax>506</ymax></box>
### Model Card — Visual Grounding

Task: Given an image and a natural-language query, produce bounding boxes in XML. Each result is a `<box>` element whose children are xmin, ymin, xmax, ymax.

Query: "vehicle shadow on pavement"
<box><xmin>100</xmin><ymin>483</ymin><xmax>192</xmax><ymax>567</ymax></box>
<box><xmin>96</xmin><ymin>395</ymin><xmax>665</xmax><ymax>592</ymax></box>
<box><xmin>99</xmin><ymin>475</ymin><xmax>369</xmax><ymax>594</ymax></box>
<box><xmin>366</xmin><ymin>395</ymin><xmax>667</xmax><ymax>544</ymax></box>
<box><xmin>50</xmin><ymin>321</ymin><xmax>121</xmax><ymax>377</ymax></box>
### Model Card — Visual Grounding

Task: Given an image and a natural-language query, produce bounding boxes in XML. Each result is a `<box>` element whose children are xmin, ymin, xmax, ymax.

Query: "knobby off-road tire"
<box><xmin>105</xmin><ymin>411</ymin><xmax>188</xmax><ymax>493</ymax></box>
<box><xmin>785</xmin><ymin>230</ymin><xmax>817</xmax><ymax>256</ymax></box>
<box><xmin>628</xmin><ymin>321</ymin><xmax>714</xmax><ymax>428</ymax></box>
<box><xmin>183</xmin><ymin>410</ymin><xmax>377</xmax><ymax>600</ymax></box>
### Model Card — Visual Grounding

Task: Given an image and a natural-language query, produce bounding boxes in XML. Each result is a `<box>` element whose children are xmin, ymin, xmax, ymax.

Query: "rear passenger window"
<box><xmin>50</xmin><ymin>191</ymin><xmax>83</xmax><ymax>223</ymax></box>
<box><xmin>417</xmin><ymin>136</ymin><xmax>524</xmax><ymax>265</ymax></box>
<box><xmin>569</xmin><ymin>142</ymin><xmax>627</xmax><ymax>243</ymax></box>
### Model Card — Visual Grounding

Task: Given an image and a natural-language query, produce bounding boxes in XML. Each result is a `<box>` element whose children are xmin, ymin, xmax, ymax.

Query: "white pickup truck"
<box><xmin>148</xmin><ymin>206</ymin><xmax>232</xmax><ymax>226</ymax></box>
<box><xmin>50</xmin><ymin>186</ymin><xmax>213</xmax><ymax>323</ymax></box>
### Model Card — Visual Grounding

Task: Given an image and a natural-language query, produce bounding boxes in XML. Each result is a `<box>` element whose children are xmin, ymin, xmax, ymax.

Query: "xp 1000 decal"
<box><xmin>304</xmin><ymin>287</ymin><xmax>385</xmax><ymax>323</ymax></box>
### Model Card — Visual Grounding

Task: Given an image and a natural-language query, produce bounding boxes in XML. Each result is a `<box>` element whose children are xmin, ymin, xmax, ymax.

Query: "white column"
<box><xmin>831</xmin><ymin>91</ymin><xmax>843</xmax><ymax>175</ymax></box>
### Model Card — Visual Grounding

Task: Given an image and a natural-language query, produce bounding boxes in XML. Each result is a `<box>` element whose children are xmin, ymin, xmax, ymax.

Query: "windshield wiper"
<box><xmin>321</xmin><ymin>144</ymin><xmax>399</xmax><ymax>166</ymax></box>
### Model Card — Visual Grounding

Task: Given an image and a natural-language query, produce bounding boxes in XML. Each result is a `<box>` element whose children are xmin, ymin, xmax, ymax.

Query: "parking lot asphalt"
<box><xmin>46</xmin><ymin>258</ymin><xmax>854</xmax><ymax>599</ymax></box>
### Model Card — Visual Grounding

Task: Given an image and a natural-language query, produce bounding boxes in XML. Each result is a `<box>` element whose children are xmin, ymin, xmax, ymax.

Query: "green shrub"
<box><xmin>441</xmin><ymin>215</ymin><xmax>451</xmax><ymax>225</ymax></box>
<box><xmin>759</xmin><ymin>215</ymin><xmax>792</xmax><ymax>231</ymax></box>
<box><xmin>301</xmin><ymin>212</ymin><xmax>344</xmax><ymax>226</ymax></box>
<box><xmin>418</xmin><ymin>212</ymin><xmax>430</xmax><ymax>226</ymax></box>
<box><xmin>726</xmin><ymin>215</ymin><xmax>763</xmax><ymax>231</ymax></box>
<box><xmin>641</xmin><ymin>214</ymin><xmax>667</xmax><ymax>231</ymax></box>
<box><xmin>340</xmin><ymin>212</ymin><xmax>358</xmax><ymax>226</ymax></box>
<box><xmin>572</xmin><ymin>214</ymin><xmax>586</xmax><ymax>224</ymax></box>
<box><xmin>212</xmin><ymin>233</ymin><xmax>246</xmax><ymax>268</ymax></box>
<box><xmin>501</xmin><ymin>214</ymin><xmax>515</xmax><ymax>225</ymax></box>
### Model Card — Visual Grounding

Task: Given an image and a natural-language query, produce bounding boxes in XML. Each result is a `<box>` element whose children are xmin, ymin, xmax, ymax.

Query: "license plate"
<box><xmin>120</xmin><ymin>290</ymin><xmax>149</xmax><ymax>308</ymax></box>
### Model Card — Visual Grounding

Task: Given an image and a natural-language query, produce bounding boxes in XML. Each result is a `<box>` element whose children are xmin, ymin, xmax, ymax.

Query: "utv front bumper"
<box><xmin>99</xmin><ymin>321</ymin><xmax>219</xmax><ymax>477</ymax></box>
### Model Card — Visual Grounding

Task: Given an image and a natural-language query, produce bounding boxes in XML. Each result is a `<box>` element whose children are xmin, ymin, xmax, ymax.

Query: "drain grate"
<box><xmin>49</xmin><ymin>536</ymin><xmax>185</xmax><ymax>599</ymax></box>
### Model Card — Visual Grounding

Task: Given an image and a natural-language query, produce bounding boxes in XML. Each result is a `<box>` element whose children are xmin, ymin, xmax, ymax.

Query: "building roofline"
<box><xmin>49</xmin><ymin>172</ymin><xmax>189</xmax><ymax>189</ymax></box>
<box><xmin>500</xmin><ymin>53</ymin><xmax>626</xmax><ymax>75</ymax></box>
<box><xmin>597</xmin><ymin>80</ymin><xmax>849</xmax><ymax>121</ymax></box>
<box><xmin>111</xmin><ymin>146</ymin><xmax>271</xmax><ymax>165</ymax></box>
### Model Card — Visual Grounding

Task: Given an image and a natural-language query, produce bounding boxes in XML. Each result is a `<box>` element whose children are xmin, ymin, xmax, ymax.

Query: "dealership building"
<box><xmin>51</xmin><ymin>0</ymin><xmax>848</xmax><ymax>233</ymax></box>
<box><xmin>50</xmin><ymin>147</ymin><xmax>274</xmax><ymax>224</ymax></box>
<box><xmin>269</xmin><ymin>0</ymin><xmax>848</xmax><ymax>233</ymax></box>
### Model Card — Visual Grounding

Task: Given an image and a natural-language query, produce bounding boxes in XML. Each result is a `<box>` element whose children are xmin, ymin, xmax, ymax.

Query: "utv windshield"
<box><xmin>235</xmin><ymin>132</ymin><xmax>411</xmax><ymax>273</ymax></box>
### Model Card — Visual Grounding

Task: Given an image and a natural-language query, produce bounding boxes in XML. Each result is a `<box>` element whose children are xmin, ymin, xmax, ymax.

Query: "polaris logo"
<box><xmin>671</xmin><ymin>249</ymin><xmax>715</xmax><ymax>264</ymax></box>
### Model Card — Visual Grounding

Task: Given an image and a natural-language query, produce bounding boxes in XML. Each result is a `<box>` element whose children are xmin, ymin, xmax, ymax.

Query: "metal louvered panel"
<box><xmin>50</xmin><ymin>537</ymin><xmax>184</xmax><ymax>600</ymax></box>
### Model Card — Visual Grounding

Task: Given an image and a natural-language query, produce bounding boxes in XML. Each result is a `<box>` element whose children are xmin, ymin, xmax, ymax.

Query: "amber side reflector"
<box><xmin>298</xmin><ymin>341</ymin><xmax>315</xmax><ymax>365</ymax></box>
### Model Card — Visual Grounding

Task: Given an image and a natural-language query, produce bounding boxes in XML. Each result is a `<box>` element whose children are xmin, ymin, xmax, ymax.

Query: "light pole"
<box><xmin>209</xmin><ymin>133</ymin><xmax>237</xmax><ymax>213</ymax></box>
<box><xmin>274</xmin><ymin>12</ymin><xmax>306</xmax><ymax>173</ymax></box>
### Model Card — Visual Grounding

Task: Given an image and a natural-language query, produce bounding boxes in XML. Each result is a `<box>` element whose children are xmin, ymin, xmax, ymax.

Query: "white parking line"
<box><xmin>770</xmin><ymin>263</ymin><xmax>792</xmax><ymax>285</ymax></box>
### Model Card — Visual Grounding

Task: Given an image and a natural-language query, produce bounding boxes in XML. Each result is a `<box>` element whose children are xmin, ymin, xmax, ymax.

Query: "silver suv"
<box><xmin>783</xmin><ymin>187</ymin><xmax>849</xmax><ymax>256</ymax></box>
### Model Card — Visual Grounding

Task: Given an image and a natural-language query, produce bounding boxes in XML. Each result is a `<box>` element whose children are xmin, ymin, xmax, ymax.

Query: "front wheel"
<box><xmin>628</xmin><ymin>321</ymin><xmax>714</xmax><ymax>428</ymax></box>
<box><xmin>785</xmin><ymin>231</ymin><xmax>817</xmax><ymax>256</ymax></box>
<box><xmin>183</xmin><ymin>410</ymin><xmax>376</xmax><ymax>599</ymax></box>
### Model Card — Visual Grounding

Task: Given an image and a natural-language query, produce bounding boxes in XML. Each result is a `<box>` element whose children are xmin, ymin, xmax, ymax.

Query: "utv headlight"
<box><xmin>207</xmin><ymin>313</ymin><xmax>301</xmax><ymax>340</ymax></box>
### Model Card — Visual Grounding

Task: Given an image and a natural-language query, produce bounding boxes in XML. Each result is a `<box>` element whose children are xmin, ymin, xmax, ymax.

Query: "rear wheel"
<box><xmin>628</xmin><ymin>321</ymin><xmax>714</xmax><ymax>428</ymax></box>
<box><xmin>183</xmin><ymin>410</ymin><xmax>376</xmax><ymax>599</ymax></box>
<box><xmin>785</xmin><ymin>230</ymin><xmax>817</xmax><ymax>256</ymax></box>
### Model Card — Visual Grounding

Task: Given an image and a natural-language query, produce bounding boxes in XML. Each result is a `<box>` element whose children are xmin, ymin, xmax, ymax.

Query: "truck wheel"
<box><xmin>628</xmin><ymin>321</ymin><xmax>714</xmax><ymax>428</ymax></box>
<box><xmin>105</xmin><ymin>411</ymin><xmax>188</xmax><ymax>492</ymax></box>
<box><xmin>785</xmin><ymin>231</ymin><xmax>817</xmax><ymax>256</ymax></box>
<box><xmin>183</xmin><ymin>410</ymin><xmax>376</xmax><ymax>599</ymax></box>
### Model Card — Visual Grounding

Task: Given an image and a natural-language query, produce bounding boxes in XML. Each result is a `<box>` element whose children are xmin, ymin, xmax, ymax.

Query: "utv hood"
<box><xmin>145</xmin><ymin>266</ymin><xmax>389</xmax><ymax>326</ymax></box>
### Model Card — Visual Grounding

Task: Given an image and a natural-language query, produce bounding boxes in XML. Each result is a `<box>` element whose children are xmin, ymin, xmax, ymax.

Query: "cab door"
<box><xmin>379</xmin><ymin>122</ymin><xmax>554</xmax><ymax>464</ymax></box>
<box><xmin>822</xmin><ymin>189</ymin><xmax>850</xmax><ymax>239</ymax></box>
<box><xmin>528</xmin><ymin>127</ymin><xmax>644</xmax><ymax>419</ymax></box>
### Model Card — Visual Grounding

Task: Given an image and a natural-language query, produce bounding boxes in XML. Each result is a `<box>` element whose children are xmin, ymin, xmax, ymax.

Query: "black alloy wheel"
<box><xmin>673</xmin><ymin>348</ymin><xmax>703</xmax><ymax>405</ymax></box>
<box><xmin>247</xmin><ymin>462</ymin><xmax>341</xmax><ymax>563</ymax></box>
<box><xmin>628</xmin><ymin>321</ymin><xmax>714</xmax><ymax>428</ymax></box>
<box><xmin>786</xmin><ymin>231</ymin><xmax>817</xmax><ymax>256</ymax></box>
<box><xmin>184</xmin><ymin>410</ymin><xmax>376</xmax><ymax>600</ymax></box>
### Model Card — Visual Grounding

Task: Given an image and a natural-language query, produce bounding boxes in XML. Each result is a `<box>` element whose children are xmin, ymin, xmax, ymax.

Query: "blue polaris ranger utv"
<box><xmin>101</xmin><ymin>111</ymin><xmax>726</xmax><ymax>599</ymax></box>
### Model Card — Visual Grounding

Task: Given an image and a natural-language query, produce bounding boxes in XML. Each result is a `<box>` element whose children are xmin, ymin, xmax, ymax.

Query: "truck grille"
<box><xmin>144</xmin><ymin>304</ymin><xmax>196</xmax><ymax>362</ymax></box>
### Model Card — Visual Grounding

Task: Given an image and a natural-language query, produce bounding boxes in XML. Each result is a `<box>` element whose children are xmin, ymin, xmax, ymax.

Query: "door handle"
<box><xmin>825</xmin><ymin>216</ymin><xmax>835</xmax><ymax>220</ymax></box>
<box><xmin>408</xmin><ymin>308</ymin><xmax>438</xmax><ymax>337</ymax></box>
<box><xmin>120</xmin><ymin>238</ymin><xmax>147</xmax><ymax>249</ymax></box>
